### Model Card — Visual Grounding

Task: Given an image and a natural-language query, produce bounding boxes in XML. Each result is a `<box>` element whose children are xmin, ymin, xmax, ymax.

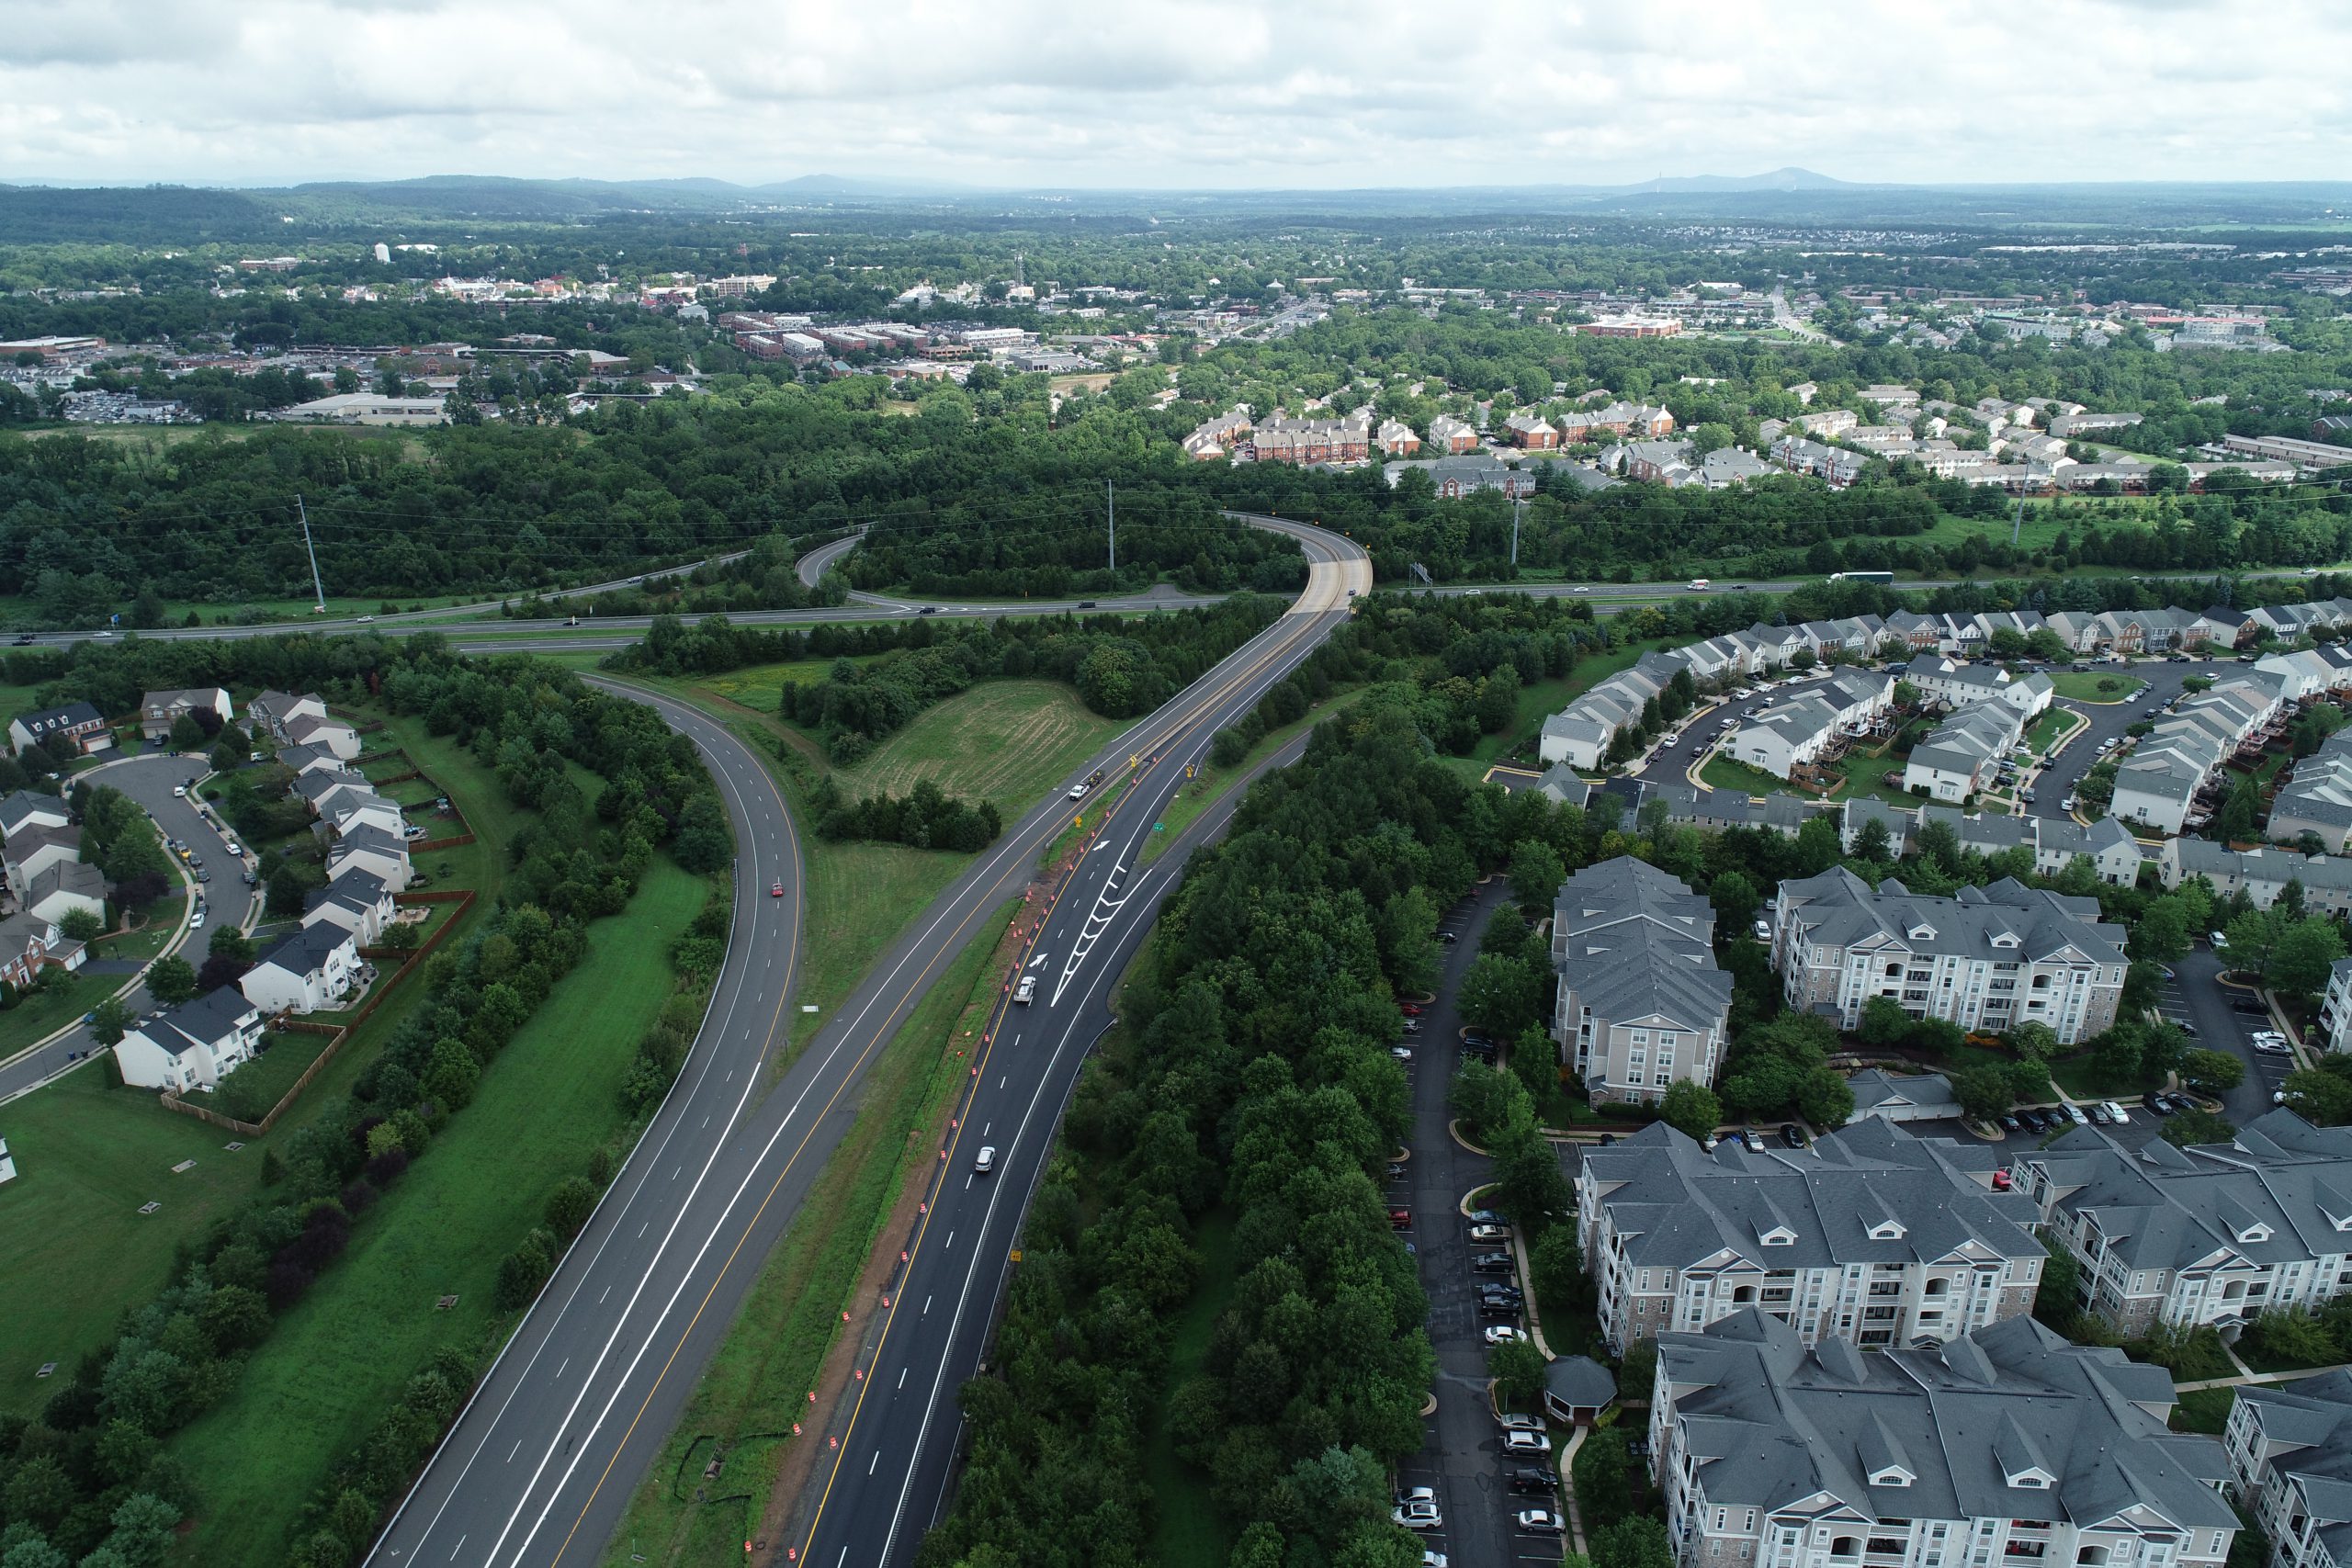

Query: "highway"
<box><xmin>363</xmin><ymin>514</ymin><xmax>1369</xmax><ymax>1568</ymax></box>
<box><xmin>775</xmin><ymin>525</ymin><xmax>1370</xmax><ymax>1568</ymax></box>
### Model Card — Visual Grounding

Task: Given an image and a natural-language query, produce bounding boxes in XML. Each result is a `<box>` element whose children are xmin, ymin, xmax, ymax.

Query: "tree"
<box><xmin>1573</xmin><ymin>1431</ymin><xmax>1634</xmax><ymax>1529</ymax></box>
<box><xmin>1592</xmin><ymin>1517</ymin><xmax>1674</xmax><ymax>1568</ymax></box>
<box><xmin>1459</xmin><ymin>952</ymin><xmax>1544</xmax><ymax>1041</ymax></box>
<box><xmin>1530</xmin><ymin>1225</ymin><xmax>1580</xmax><ymax>1309</ymax></box>
<box><xmin>1489</xmin><ymin>1338</ymin><xmax>1546</xmax><ymax>1407</ymax></box>
<box><xmin>89</xmin><ymin>996</ymin><xmax>134</xmax><ymax>1047</ymax></box>
<box><xmin>2008</xmin><ymin>1021</ymin><xmax>2061</xmax><ymax>1063</ymax></box>
<box><xmin>59</xmin><ymin>907</ymin><xmax>105</xmax><ymax>942</ymax></box>
<box><xmin>1796</xmin><ymin>1067</ymin><xmax>1855</xmax><ymax>1129</ymax></box>
<box><xmin>207</xmin><ymin>925</ymin><xmax>255</xmax><ymax>964</ymax></box>
<box><xmin>1951</xmin><ymin>1063</ymin><xmax>2015</xmax><ymax>1122</ymax></box>
<box><xmin>2282</xmin><ymin>1068</ymin><xmax>2352</xmax><ymax>1125</ymax></box>
<box><xmin>544</xmin><ymin>1175</ymin><xmax>598</xmax><ymax>1239</ymax></box>
<box><xmin>1657</xmin><ymin>1080</ymin><xmax>1722</xmax><ymax>1142</ymax></box>
<box><xmin>2161</xmin><ymin>1108</ymin><xmax>2237</xmax><ymax>1147</ymax></box>
<box><xmin>2131</xmin><ymin>897</ymin><xmax>2192</xmax><ymax>964</ymax></box>
<box><xmin>1859</xmin><ymin>996</ymin><xmax>1914</xmax><ymax>1047</ymax></box>
<box><xmin>2269</xmin><ymin>917</ymin><xmax>2346</xmax><ymax>999</ymax></box>
<box><xmin>1708</xmin><ymin>870</ymin><xmax>1761</xmax><ymax>934</ymax></box>
<box><xmin>2181</xmin><ymin>1049</ymin><xmax>2245</xmax><ymax>1095</ymax></box>
<box><xmin>1508</xmin><ymin>840</ymin><xmax>1566</xmax><ymax>915</ymax></box>
<box><xmin>145</xmin><ymin>955</ymin><xmax>197</xmax><ymax>1006</ymax></box>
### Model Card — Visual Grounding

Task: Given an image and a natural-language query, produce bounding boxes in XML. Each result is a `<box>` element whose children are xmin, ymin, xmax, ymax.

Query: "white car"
<box><xmin>2098</xmin><ymin>1100</ymin><xmax>2131</xmax><ymax>1124</ymax></box>
<box><xmin>1014</xmin><ymin>975</ymin><xmax>1036</xmax><ymax>1005</ymax></box>
<box><xmin>1390</xmin><ymin>1044</ymin><xmax>1412</xmax><ymax>1061</ymax></box>
<box><xmin>1392</xmin><ymin>1501</ymin><xmax>1442</xmax><ymax>1532</ymax></box>
<box><xmin>1469</xmin><ymin>1223</ymin><xmax>1512</xmax><ymax>1244</ymax></box>
<box><xmin>1518</xmin><ymin>1510</ymin><xmax>1566</xmax><ymax>1535</ymax></box>
<box><xmin>1423</xmin><ymin>1554</ymin><xmax>1450</xmax><ymax>1568</ymax></box>
<box><xmin>188</xmin><ymin>910</ymin><xmax>206</xmax><ymax>929</ymax></box>
<box><xmin>172</xmin><ymin>784</ymin><xmax>187</xmax><ymax>797</ymax></box>
<box><xmin>1503</xmin><ymin>1429</ymin><xmax>1552</xmax><ymax>1456</ymax></box>
<box><xmin>1066</xmin><ymin>781</ymin><xmax>1091</xmax><ymax>801</ymax></box>
<box><xmin>973</xmin><ymin>1146</ymin><xmax>996</xmax><ymax>1174</ymax></box>
<box><xmin>1484</xmin><ymin>1325</ymin><xmax>1528</xmax><ymax>1346</ymax></box>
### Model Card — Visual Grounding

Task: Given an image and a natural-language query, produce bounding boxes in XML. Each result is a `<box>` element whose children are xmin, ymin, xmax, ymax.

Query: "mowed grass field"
<box><xmin>170</xmin><ymin>857</ymin><xmax>713</xmax><ymax>1568</ymax></box>
<box><xmin>0</xmin><ymin>1066</ymin><xmax>266</xmax><ymax>1415</ymax></box>
<box><xmin>835</xmin><ymin>680</ymin><xmax>1126</xmax><ymax>818</ymax></box>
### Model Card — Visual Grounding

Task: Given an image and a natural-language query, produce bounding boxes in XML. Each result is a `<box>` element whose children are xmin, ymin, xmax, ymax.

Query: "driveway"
<box><xmin>1391</xmin><ymin>877</ymin><xmax>1566</xmax><ymax>1568</ymax></box>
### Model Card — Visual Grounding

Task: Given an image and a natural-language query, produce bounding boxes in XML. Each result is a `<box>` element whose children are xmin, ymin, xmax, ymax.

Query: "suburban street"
<box><xmin>0</xmin><ymin>749</ymin><xmax>257</xmax><ymax>1105</ymax></box>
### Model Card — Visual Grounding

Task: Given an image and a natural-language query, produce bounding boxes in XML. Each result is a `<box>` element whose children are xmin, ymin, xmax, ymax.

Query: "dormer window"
<box><xmin>1871</xmin><ymin>1468</ymin><xmax>1914</xmax><ymax>1488</ymax></box>
<box><xmin>1907</xmin><ymin>924</ymin><xmax>1937</xmax><ymax>941</ymax></box>
<box><xmin>1760</xmin><ymin>1226</ymin><xmax>1797</xmax><ymax>1247</ymax></box>
<box><xmin>2237</xmin><ymin>1224</ymin><xmax>2272</xmax><ymax>1245</ymax></box>
<box><xmin>1991</xmin><ymin>933</ymin><xmax>2020</xmax><ymax>949</ymax></box>
<box><xmin>1869</xmin><ymin>1220</ymin><xmax>1907</xmax><ymax>1241</ymax></box>
<box><xmin>2008</xmin><ymin>1471</ymin><xmax>2052</xmax><ymax>1490</ymax></box>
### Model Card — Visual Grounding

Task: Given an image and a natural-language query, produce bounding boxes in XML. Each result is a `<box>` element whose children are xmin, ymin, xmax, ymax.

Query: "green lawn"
<box><xmin>1144</xmin><ymin>1208</ymin><xmax>1238</xmax><ymax>1568</ymax></box>
<box><xmin>170</xmin><ymin>858</ymin><xmax>713</xmax><ymax>1568</ymax></box>
<box><xmin>2025</xmin><ymin>708</ymin><xmax>2082</xmax><ymax>756</ymax></box>
<box><xmin>2172</xmin><ymin>1387</ymin><xmax>2235</xmax><ymax>1435</ymax></box>
<box><xmin>1700</xmin><ymin>754</ymin><xmax>1785</xmax><ymax>798</ymax></box>
<box><xmin>0</xmin><ymin>1065</ymin><xmax>268</xmax><ymax>1415</ymax></box>
<box><xmin>2052</xmin><ymin>672</ymin><xmax>2146</xmax><ymax>704</ymax></box>
<box><xmin>695</xmin><ymin>656</ymin><xmax>873</xmax><ymax>716</ymax></box>
<box><xmin>0</xmin><ymin>973</ymin><xmax>107</xmax><ymax>1061</ymax></box>
<box><xmin>597</xmin><ymin>900</ymin><xmax>1014</xmax><ymax>1568</ymax></box>
<box><xmin>208</xmin><ymin>1027</ymin><xmax>336</xmax><ymax>1122</ymax></box>
<box><xmin>835</xmin><ymin>679</ymin><xmax>1126</xmax><ymax>821</ymax></box>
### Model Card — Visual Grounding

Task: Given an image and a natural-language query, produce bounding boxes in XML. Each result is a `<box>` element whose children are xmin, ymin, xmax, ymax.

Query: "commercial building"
<box><xmin>1649</xmin><ymin>1311</ymin><xmax>2238</xmax><ymax>1568</ymax></box>
<box><xmin>1578</xmin><ymin>1120</ymin><xmax>2041</xmax><ymax>1351</ymax></box>
<box><xmin>2021</xmin><ymin>1111</ymin><xmax>2352</xmax><ymax>1336</ymax></box>
<box><xmin>1552</xmin><ymin>858</ymin><xmax>1732</xmax><ymax>1105</ymax></box>
<box><xmin>266</xmin><ymin>393</ymin><xmax>447</xmax><ymax>426</ymax></box>
<box><xmin>1770</xmin><ymin>869</ymin><xmax>2128</xmax><ymax>1043</ymax></box>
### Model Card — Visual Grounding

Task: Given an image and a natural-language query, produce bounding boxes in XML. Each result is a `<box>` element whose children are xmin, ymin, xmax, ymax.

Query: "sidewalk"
<box><xmin>2174</xmin><ymin>1358</ymin><xmax>2352</xmax><ymax>1393</ymax></box>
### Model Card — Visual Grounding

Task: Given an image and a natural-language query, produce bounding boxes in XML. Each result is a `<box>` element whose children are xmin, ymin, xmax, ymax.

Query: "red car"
<box><xmin>1399</xmin><ymin>1003</ymin><xmax>1424</xmax><ymax>1017</ymax></box>
<box><xmin>1991</xmin><ymin>1168</ymin><xmax>2013</xmax><ymax>1190</ymax></box>
<box><xmin>1389</xmin><ymin>1209</ymin><xmax>1412</xmax><ymax>1230</ymax></box>
<box><xmin>771</xmin><ymin>881</ymin><xmax>785</xmax><ymax>897</ymax></box>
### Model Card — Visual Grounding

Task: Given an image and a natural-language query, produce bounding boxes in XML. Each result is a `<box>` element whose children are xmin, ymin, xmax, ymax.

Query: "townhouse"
<box><xmin>327</xmin><ymin>824</ymin><xmax>413</xmax><ymax>891</ymax></box>
<box><xmin>1552</xmin><ymin>857</ymin><xmax>1733</xmax><ymax>1105</ymax></box>
<box><xmin>1503</xmin><ymin>412</ymin><xmax>1560</xmax><ymax>448</ymax></box>
<box><xmin>2022</xmin><ymin>1111</ymin><xmax>2352</xmax><ymax>1336</ymax></box>
<box><xmin>239</xmin><ymin>924</ymin><xmax>363</xmax><ymax>1015</ymax></box>
<box><xmin>1577</xmin><ymin>1120</ymin><xmax>2041</xmax><ymax>1352</ymax></box>
<box><xmin>1904</xmin><ymin>704</ymin><xmax>2025</xmax><ymax>802</ymax></box>
<box><xmin>2225</xmin><ymin>1371</ymin><xmax>2352</xmax><ymax>1568</ymax></box>
<box><xmin>19</xmin><ymin>860</ymin><xmax>107</xmax><ymax>926</ymax></box>
<box><xmin>1374</xmin><ymin>417</ymin><xmax>1419</xmax><ymax>457</ymax></box>
<box><xmin>1770</xmin><ymin>868</ymin><xmax>2128</xmax><ymax>1043</ymax></box>
<box><xmin>1850</xmin><ymin>801</ymin><xmax>2143</xmax><ymax>886</ymax></box>
<box><xmin>1250</xmin><ymin>413</ymin><xmax>1371</xmax><ymax>465</ymax></box>
<box><xmin>1558</xmin><ymin>400</ymin><xmax>1674</xmax><ymax>442</ymax></box>
<box><xmin>2112</xmin><ymin>671</ymin><xmax>2289</xmax><ymax>835</ymax></box>
<box><xmin>1771</xmin><ymin>434</ymin><xmax>1871</xmax><ymax>486</ymax></box>
<box><xmin>2255</xmin><ymin>646</ymin><xmax>2352</xmax><ymax>705</ymax></box>
<box><xmin>1382</xmin><ymin>453</ymin><xmax>1539</xmax><ymax>499</ymax></box>
<box><xmin>1649</xmin><ymin>1311</ymin><xmax>2238</xmax><ymax>1568</ymax></box>
<box><xmin>2270</xmin><ymin>727</ymin><xmax>2352</xmax><ymax>851</ymax></box>
<box><xmin>301</xmin><ymin>870</ymin><xmax>399</xmax><ymax>946</ymax></box>
<box><xmin>1726</xmin><ymin>671</ymin><xmax>1894</xmax><ymax>780</ymax></box>
<box><xmin>1902</xmin><ymin>655</ymin><xmax>2055</xmax><ymax>720</ymax></box>
<box><xmin>3</xmin><ymin>822</ymin><xmax>84</xmax><ymax>891</ymax></box>
<box><xmin>138</xmin><ymin>686</ymin><xmax>232</xmax><ymax>743</ymax></box>
<box><xmin>1426</xmin><ymin>412</ymin><xmax>1480</xmax><ymax>454</ymax></box>
<box><xmin>112</xmin><ymin>988</ymin><xmax>266</xmax><ymax>1093</ymax></box>
<box><xmin>7</xmin><ymin>702</ymin><xmax>110</xmax><ymax>758</ymax></box>
<box><xmin>2159</xmin><ymin>840</ymin><xmax>2352</xmax><ymax>919</ymax></box>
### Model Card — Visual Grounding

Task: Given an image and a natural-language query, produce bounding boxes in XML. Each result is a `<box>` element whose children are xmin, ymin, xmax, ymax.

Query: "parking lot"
<box><xmin>2153</xmin><ymin>942</ymin><xmax>2296</xmax><ymax>1127</ymax></box>
<box><xmin>1392</xmin><ymin>877</ymin><xmax>1568</xmax><ymax>1567</ymax></box>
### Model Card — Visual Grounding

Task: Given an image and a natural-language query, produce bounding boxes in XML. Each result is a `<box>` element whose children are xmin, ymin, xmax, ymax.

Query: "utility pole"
<box><xmin>1106</xmin><ymin>479</ymin><xmax>1115</xmax><ymax>573</ymax></box>
<box><xmin>297</xmin><ymin>493</ymin><xmax>326</xmax><ymax>614</ymax></box>
<box><xmin>1511</xmin><ymin>497</ymin><xmax>1522</xmax><ymax>567</ymax></box>
<box><xmin>2009</xmin><ymin>487</ymin><xmax>2027</xmax><ymax>548</ymax></box>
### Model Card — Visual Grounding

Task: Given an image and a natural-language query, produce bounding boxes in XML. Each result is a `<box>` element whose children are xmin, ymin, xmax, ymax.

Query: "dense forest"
<box><xmin>0</xmin><ymin>634</ymin><xmax>727</xmax><ymax>1568</ymax></box>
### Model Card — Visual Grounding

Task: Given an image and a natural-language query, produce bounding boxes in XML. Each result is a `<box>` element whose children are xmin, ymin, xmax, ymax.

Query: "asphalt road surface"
<box><xmin>0</xmin><ymin>750</ymin><xmax>257</xmax><ymax>1105</ymax></box>
<box><xmin>365</xmin><ymin>516</ymin><xmax>1369</xmax><ymax>1568</ymax></box>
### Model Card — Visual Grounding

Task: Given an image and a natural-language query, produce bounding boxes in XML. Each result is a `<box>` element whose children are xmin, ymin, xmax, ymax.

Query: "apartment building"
<box><xmin>1503</xmin><ymin>412</ymin><xmax>1560</xmax><ymax>448</ymax></box>
<box><xmin>1250</xmin><ymin>414</ymin><xmax>1370</xmax><ymax>465</ymax></box>
<box><xmin>2227</xmin><ymin>1372</ymin><xmax>2352</xmax><ymax>1568</ymax></box>
<box><xmin>2021</xmin><ymin>1112</ymin><xmax>2352</xmax><ymax>1336</ymax></box>
<box><xmin>1649</xmin><ymin>1311</ymin><xmax>2238</xmax><ymax>1568</ymax></box>
<box><xmin>1770</xmin><ymin>869</ymin><xmax>2128</xmax><ymax>1043</ymax></box>
<box><xmin>1771</xmin><ymin>434</ymin><xmax>1871</xmax><ymax>486</ymax></box>
<box><xmin>1427</xmin><ymin>412</ymin><xmax>1480</xmax><ymax>453</ymax></box>
<box><xmin>1578</xmin><ymin>1121</ymin><xmax>2041</xmax><ymax>1352</ymax></box>
<box><xmin>2323</xmin><ymin>960</ymin><xmax>2352</xmax><ymax>1055</ymax></box>
<box><xmin>2158</xmin><ymin>840</ymin><xmax>2352</xmax><ymax>919</ymax></box>
<box><xmin>1552</xmin><ymin>858</ymin><xmax>1733</xmax><ymax>1105</ymax></box>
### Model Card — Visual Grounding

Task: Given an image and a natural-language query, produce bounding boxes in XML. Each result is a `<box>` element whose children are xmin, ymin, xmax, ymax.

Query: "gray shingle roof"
<box><xmin>1657</xmin><ymin>1310</ymin><xmax>2236</xmax><ymax>1531</ymax></box>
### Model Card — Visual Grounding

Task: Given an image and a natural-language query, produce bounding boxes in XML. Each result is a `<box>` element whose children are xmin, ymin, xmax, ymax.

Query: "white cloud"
<box><xmin>0</xmin><ymin>0</ymin><xmax>2343</xmax><ymax>187</ymax></box>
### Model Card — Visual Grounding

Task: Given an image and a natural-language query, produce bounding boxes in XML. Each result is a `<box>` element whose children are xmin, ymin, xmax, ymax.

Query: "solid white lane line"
<box><xmin>507</xmin><ymin>1442</ymin><xmax>520</xmax><ymax>1463</ymax></box>
<box><xmin>556</xmin><ymin>1359</ymin><xmax>569</xmax><ymax>1379</ymax></box>
<box><xmin>868</xmin><ymin>1450</ymin><xmax>880</xmax><ymax>1475</ymax></box>
<box><xmin>898</xmin><ymin>1367</ymin><xmax>908</xmax><ymax>1389</ymax></box>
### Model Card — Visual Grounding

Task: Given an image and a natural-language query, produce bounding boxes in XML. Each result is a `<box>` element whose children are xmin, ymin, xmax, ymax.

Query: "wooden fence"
<box><xmin>158</xmin><ymin>886</ymin><xmax>479</xmax><ymax>1137</ymax></box>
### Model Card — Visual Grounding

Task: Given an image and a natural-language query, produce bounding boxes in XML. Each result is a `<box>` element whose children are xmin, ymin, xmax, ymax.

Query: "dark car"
<box><xmin>9</xmin><ymin>634</ymin><xmax>33</xmax><ymax>646</ymax></box>
<box><xmin>1479</xmin><ymin>1290</ymin><xmax>1525</xmax><ymax>1310</ymax></box>
<box><xmin>918</xmin><ymin>605</ymin><xmax>940</xmax><ymax>615</ymax></box>
<box><xmin>1478</xmin><ymin>1296</ymin><xmax>1522</xmax><ymax>1318</ymax></box>
<box><xmin>1998</xmin><ymin>1114</ymin><xmax>2023</xmax><ymax>1134</ymax></box>
<box><xmin>1467</xmin><ymin>1209</ymin><xmax>1509</xmax><ymax>1226</ymax></box>
<box><xmin>1471</xmin><ymin>1252</ymin><xmax>1515</xmax><ymax>1275</ymax></box>
<box><xmin>2142</xmin><ymin>1090</ymin><xmax>2176</xmax><ymax>1117</ymax></box>
<box><xmin>1780</xmin><ymin>1122</ymin><xmax>1809</xmax><ymax>1148</ymax></box>
<box><xmin>1075</xmin><ymin>601</ymin><xmax>1098</xmax><ymax>609</ymax></box>
<box><xmin>1510</xmin><ymin>1467</ymin><xmax>1557</xmax><ymax>1495</ymax></box>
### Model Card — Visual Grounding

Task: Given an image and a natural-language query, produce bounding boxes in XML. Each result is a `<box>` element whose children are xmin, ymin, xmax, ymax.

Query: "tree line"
<box><xmin>0</xmin><ymin>635</ymin><xmax>727</xmax><ymax>1568</ymax></box>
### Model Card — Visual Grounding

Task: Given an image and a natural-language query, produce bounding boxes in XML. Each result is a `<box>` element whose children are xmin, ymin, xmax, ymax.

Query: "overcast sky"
<box><xmin>4</xmin><ymin>0</ymin><xmax>2346</xmax><ymax>189</ymax></box>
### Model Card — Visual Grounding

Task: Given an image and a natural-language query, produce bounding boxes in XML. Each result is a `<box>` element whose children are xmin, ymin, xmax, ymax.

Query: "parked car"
<box><xmin>1780</xmin><ymin>1122</ymin><xmax>1809</xmax><ymax>1148</ymax></box>
<box><xmin>1484</xmin><ymin>1325</ymin><xmax>1528</xmax><ymax>1347</ymax></box>
<box><xmin>1498</xmin><ymin>1412</ymin><xmax>1544</xmax><ymax>1434</ymax></box>
<box><xmin>1998</xmin><ymin>1114</ymin><xmax>2023</xmax><ymax>1134</ymax></box>
<box><xmin>1471</xmin><ymin>1252</ymin><xmax>1515</xmax><ymax>1275</ymax></box>
<box><xmin>1392</xmin><ymin>1501</ymin><xmax>1442</xmax><ymax>1532</ymax></box>
<box><xmin>1467</xmin><ymin>1209</ymin><xmax>1509</xmax><ymax>1226</ymax></box>
<box><xmin>1389</xmin><ymin>1209</ymin><xmax>1411</xmax><ymax>1230</ymax></box>
<box><xmin>2098</xmin><ymin>1100</ymin><xmax>2131</xmax><ymax>1124</ymax></box>
<box><xmin>2088</xmin><ymin>1103</ymin><xmax>2113</xmax><ymax>1125</ymax></box>
<box><xmin>2064</xmin><ymin>1103</ymin><xmax>2088</xmax><ymax>1126</ymax></box>
<box><xmin>1503</xmin><ymin>1430</ymin><xmax>1552</xmax><ymax>1456</ymax></box>
<box><xmin>1518</xmin><ymin>1510</ymin><xmax>1566</xmax><ymax>1535</ymax></box>
<box><xmin>1752</xmin><ymin>918</ymin><xmax>1771</xmax><ymax>942</ymax></box>
<box><xmin>1391</xmin><ymin>1044</ymin><xmax>1413</xmax><ymax>1061</ymax></box>
<box><xmin>1510</xmin><ymin>1466</ymin><xmax>1556</xmax><ymax>1495</ymax></box>
<box><xmin>1477</xmin><ymin>1297</ymin><xmax>1523</xmax><ymax>1319</ymax></box>
<box><xmin>1469</xmin><ymin>1223</ymin><xmax>1512</xmax><ymax>1244</ymax></box>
